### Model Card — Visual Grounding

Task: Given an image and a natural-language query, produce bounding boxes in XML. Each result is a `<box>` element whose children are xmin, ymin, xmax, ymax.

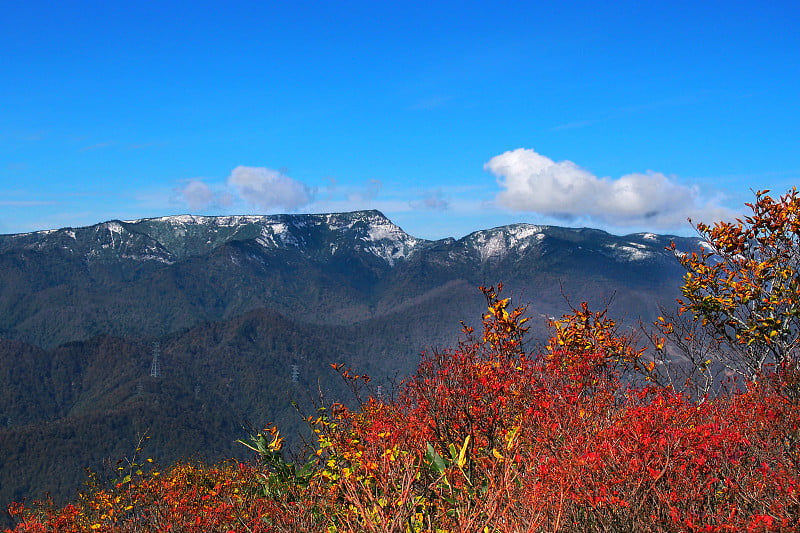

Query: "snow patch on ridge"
<box><xmin>604</xmin><ymin>242</ymin><xmax>654</xmax><ymax>261</ymax></box>
<box><xmin>699</xmin><ymin>241</ymin><xmax>717</xmax><ymax>254</ymax></box>
<box><xmin>469</xmin><ymin>224</ymin><xmax>545</xmax><ymax>262</ymax></box>
<box><xmin>106</xmin><ymin>222</ymin><xmax>124</xmax><ymax>236</ymax></box>
<box><xmin>256</xmin><ymin>222</ymin><xmax>302</xmax><ymax>248</ymax></box>
<box><xmin>121</xmin><ymin>253</ymin><xmax>174</xmax><ymax>264</ymax></box>
<box><xmin>363</xmin><ymin>217</ymin><xmax>423</xmax><ymax>265</ymax></box>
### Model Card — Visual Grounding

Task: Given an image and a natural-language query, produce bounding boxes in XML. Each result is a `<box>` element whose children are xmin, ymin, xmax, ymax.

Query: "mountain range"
<box><xmin>0</xmin><ymin>210</ymin><xmax>699</xmax><ymax>517</ymax></box>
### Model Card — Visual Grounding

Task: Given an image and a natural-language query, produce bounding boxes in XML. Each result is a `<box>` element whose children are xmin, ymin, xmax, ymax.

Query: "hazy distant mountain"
<box><xmin>0</xmin><ymin>210</ymin><xmax>699</xmax><ymax>514</ymax></box>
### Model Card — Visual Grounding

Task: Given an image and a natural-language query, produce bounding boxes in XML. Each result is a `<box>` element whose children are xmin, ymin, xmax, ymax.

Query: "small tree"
<box><xmin>667</xmin><ymin>188</ymin><xmax>800</xmax><ymax>385</ymax></box>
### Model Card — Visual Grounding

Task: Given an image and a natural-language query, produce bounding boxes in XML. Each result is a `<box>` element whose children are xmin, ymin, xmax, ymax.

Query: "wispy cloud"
<box><xmin>410</xmin><ymin>190</ymin><xmax>450</xmax><ymax>211</ymax></box>
<box><xmin>2</xmin><ymin>131</ymin><xmax>46</xmax><ymax>142</ymax></box>
<box><xmin>0</xmin><ymin>200</ymin><xmax>58</xmax><ymax>206</ymax></box>
<box><xmin>126</xmin><ymin>141</ymin><xmax>168</xmax><ymax>150</ymax></box>
<box><xmin>551</xmin><ymin>119</ymin><xmax>596</xmax><ymax>131</ymax></box>
<box><xmin>486</xmin><ymin>148</ymin><xmax>736</xmax><ymax>229</ymax></box>
<box><xmin>79</xmin><ymin>141</ymin><xmax>116</xmax><ymax>152</ymax></box>
<box><xmin>76</xmin><ymin>139</ymin><xmax>166</xmax><ymax>152</ymax></box>
<box><xmin>408</xmin><ymin>95</ymin><xmax>452</xmax><ymax>111</ymax></box>
<box><xmin>347</xmin><ymin>179</ymin><xmax>382</xmax><ymax>203</ymax></box>
<box><xmin>551</xmin><ymin>94</ymin><xmax>707</xmax><ymax>132</ymax></box>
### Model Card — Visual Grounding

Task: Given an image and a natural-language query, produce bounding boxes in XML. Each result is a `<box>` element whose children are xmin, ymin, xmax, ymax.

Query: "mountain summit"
<box><xmin>1</xmin><ymin>210</ymin><xmax>428</xmax><ymax>266</ymax></box>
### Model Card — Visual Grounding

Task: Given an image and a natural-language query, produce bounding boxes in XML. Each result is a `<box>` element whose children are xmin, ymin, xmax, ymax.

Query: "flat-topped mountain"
<box><xmin>0</xmin><ymin>210</ymin><xmax>426</xmax><ymax>265</ymax></box>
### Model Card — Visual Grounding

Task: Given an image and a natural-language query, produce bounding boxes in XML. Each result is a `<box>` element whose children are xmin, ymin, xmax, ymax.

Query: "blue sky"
<box><xmin>1</xmin><ymin>1</ymin><xmax>798</xmax><ymax>239</ymax></box>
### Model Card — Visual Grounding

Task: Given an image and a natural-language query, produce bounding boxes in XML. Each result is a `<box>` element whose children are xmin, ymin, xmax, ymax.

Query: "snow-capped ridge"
<box><xmin>461</xmin><ymin>223</ymin><xmax>547</xmax><ymax>262</ymax></box>
<box><xmin>122</xmin><ymin>210</ymin><xmax>427</xmax><ymax>265</ymax></box>
<box><xmin>0</xmin><ymin>211</ymin><xmax>703</xmax><ymax>268</ymax></box>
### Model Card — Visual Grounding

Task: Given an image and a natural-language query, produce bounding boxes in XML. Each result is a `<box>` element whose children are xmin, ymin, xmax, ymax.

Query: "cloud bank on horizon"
<box><xmin>486</xmin><ymin>148</ymin><xmax>735</xmax><ymax>229</ymax></box>
<box><xmin>178</xmin><ymin>167</ymin><xmax>404</xmax><ymax>215</ymax></box>
<box><xmin>176</xmin><ymin>148</ymin><xmax>735</xmax><ymax>234</ymax></box>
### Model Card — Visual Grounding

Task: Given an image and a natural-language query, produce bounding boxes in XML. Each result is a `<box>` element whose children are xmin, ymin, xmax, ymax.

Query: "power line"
<box><xmin>150</xmin><ymin>342</ymin><xmax>161</xmax><ymax>378</ymax></box>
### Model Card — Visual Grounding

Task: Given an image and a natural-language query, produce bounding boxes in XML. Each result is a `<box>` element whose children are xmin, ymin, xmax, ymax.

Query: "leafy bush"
<box><xmin>7</xmin><ymin>191</ymin><xmax>800</xmax><ymax>532</ymax></box>
<box><xmin>661</xmin><ymin>188</ymin><xmax>800</xmax><ymax>391</ymax></box>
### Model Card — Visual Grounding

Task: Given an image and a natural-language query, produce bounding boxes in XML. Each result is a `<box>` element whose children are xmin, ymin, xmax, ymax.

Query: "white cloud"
<box><xmin>180</xmin><ymin>180</ymin><xmax>216</xmax><ymax>210</ymax></box>
<box><xmin>227</xmin><ymin>166</ymin><xmax>312</xmax><ymax>211</ymax></box>
<box><xmin>486</xmin><ymin>148</ymin><xmax>734</xmax><ymax>228</ymax></box>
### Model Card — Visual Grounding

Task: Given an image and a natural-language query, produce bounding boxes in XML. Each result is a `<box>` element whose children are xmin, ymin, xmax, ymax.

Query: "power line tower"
<box><xmin>291</xmin><ymin>364</ymin><xmax>300</xmax><ymax>383</ymax></box>
<box><xmin>150</xmin><ymin>342</ymin><xmax>161</xmax><ymax>378</ymax></box>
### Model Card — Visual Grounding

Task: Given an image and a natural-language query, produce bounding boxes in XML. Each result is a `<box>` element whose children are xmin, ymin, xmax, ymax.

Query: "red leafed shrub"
<box><xmin>7</xmin><ymin>191</ymin><xmax>800</xmax><ymax>532</ymax></box>
<box><xmin>7</xmin><ymin>283</ymin><xmax>800</xmax><ymax>532</ymax></box>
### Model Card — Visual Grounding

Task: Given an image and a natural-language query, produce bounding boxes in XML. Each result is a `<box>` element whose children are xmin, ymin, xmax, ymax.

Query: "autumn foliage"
<box><xmin>7</xmin><ymin>191</ymin><xmax>800</xmax><ymax>532</ymax></box>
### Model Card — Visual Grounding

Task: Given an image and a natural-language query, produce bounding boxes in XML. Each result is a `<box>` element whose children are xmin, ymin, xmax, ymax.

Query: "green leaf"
<box><xmin>425</xmin><ymin>442</ymin><xmax>446</xmax><ymax>475</ymax></box>
<box><xmin>297</xmin><ymin>460</ymin><xmax>315</xmax><ymax>479</ymax></box>
<box><xmin>447</xmin><ymin>443</ymin><xmax>458</xmax><ymax>461</ymax></box>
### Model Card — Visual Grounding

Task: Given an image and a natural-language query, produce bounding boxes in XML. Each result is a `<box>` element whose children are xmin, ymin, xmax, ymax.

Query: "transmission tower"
<box><xmin>291</xmin><ymin>364</ymin><xmax>299</xmax><ymax>383</ymax></box>
<box><xmin>150</xmin><ymin>342</ymin><xmax>161</xmax><ymax>378</ymax></box>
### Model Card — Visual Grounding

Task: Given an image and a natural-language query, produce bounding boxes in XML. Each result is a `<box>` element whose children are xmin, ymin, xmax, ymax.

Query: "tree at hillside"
<box><xmin>651</xmin><ymin>188</ymin><xmax>800</xmax><ymax>397</ymax></box>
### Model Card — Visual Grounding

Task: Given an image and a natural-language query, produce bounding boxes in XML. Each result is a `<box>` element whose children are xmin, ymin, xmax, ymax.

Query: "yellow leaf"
<box><xmin>506</xmin><ymin>426</ymin><xmax>520</xmax><ymax>451</ymax></box>
<box><xmin>457</xmin><ymin>435</ymin><xmax>470</xmax><ymax>468</ymax></box>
